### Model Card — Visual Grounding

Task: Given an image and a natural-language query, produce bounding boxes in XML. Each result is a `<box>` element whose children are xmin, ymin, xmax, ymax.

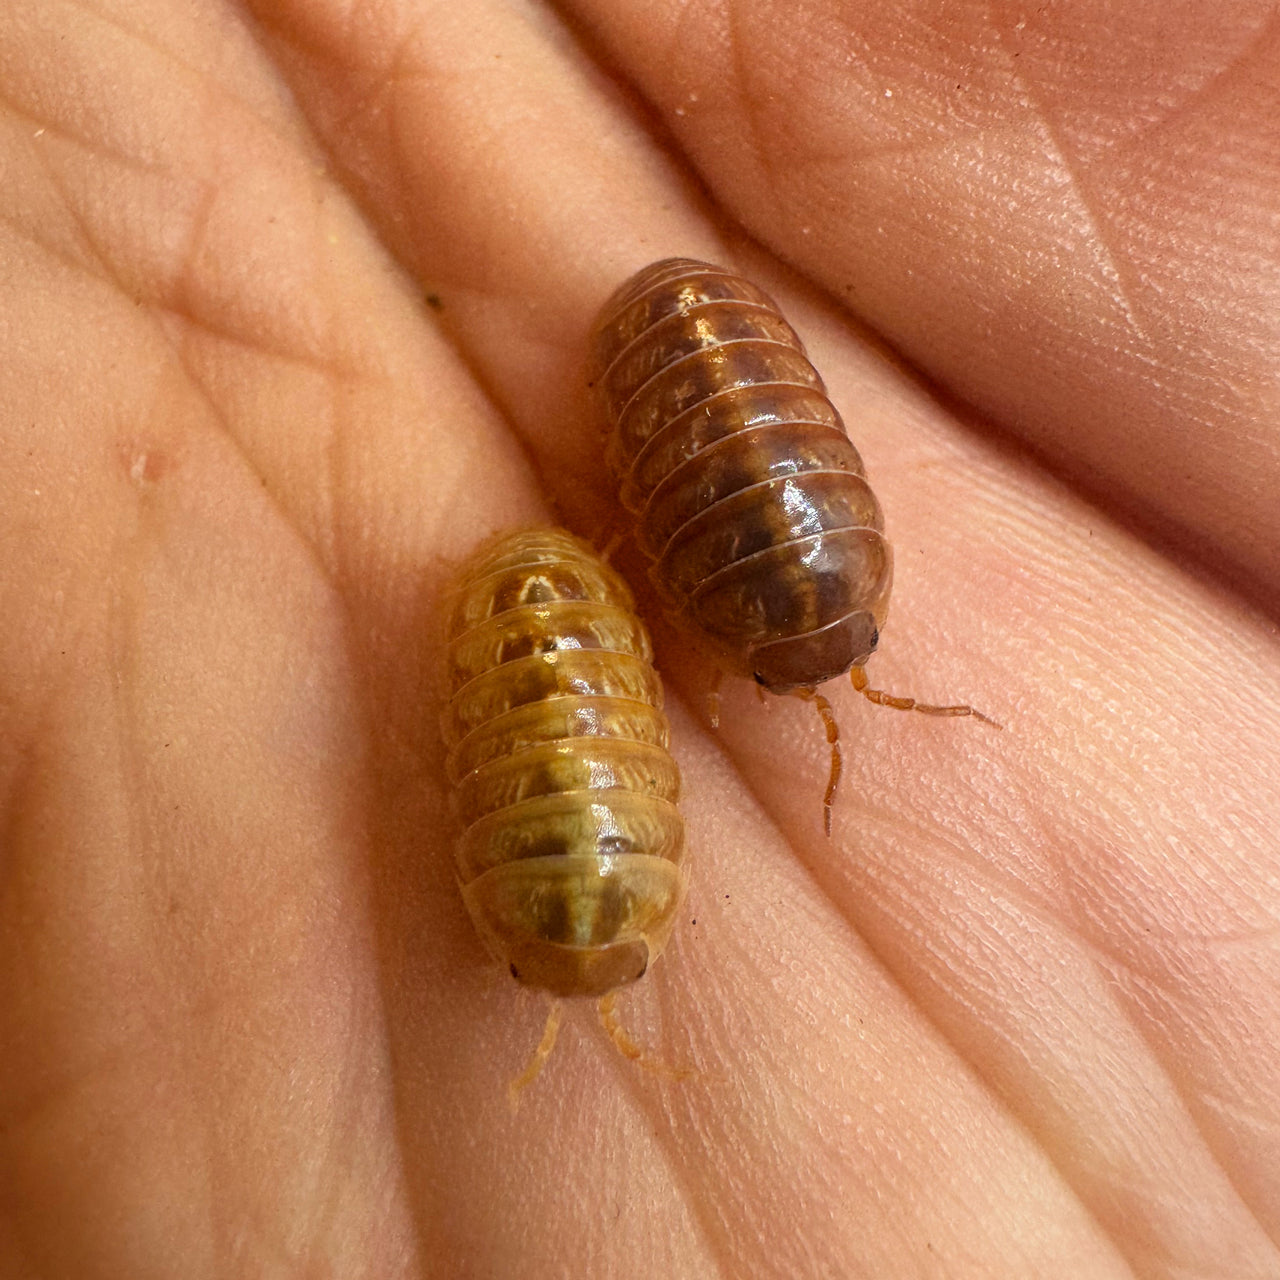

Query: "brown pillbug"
<box><xmin>441</xmin><ymin>528</ymin><xmax>687</xmax><ymax>1095</ymax></box>
<box><xmin>590</xmin><ymin>258</ymin><xmax>991</xmax><ymax>832</ymax></box>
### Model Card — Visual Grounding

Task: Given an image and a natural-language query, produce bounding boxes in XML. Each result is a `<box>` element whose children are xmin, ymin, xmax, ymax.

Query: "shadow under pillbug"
<box><xmin>590</xmin><ymin>259</ymin><xmax>991</xmax><ymax>830</ymax></box>
<box><xmin>442</xmin><ymin>528</ymin><xmax>686</xmax><ymax>1060</ymax></box>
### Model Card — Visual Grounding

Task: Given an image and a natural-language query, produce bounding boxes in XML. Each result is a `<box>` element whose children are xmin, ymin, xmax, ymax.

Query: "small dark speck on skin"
<box><xmin>426</xmin><ymin>293</ymin><xmax>443</xmax><ymax>311</ymax></box>
<box><xmin>691</xmin><ymin>918</ymin><xmax>697</xmax><ymax>926</ymax></box>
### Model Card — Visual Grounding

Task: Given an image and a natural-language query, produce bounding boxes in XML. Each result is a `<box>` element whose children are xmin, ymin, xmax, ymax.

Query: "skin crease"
<box><xmin>0</xmin><ymin>0</ymin><xmax>1278</xmax><ymax>1275</ymax></box>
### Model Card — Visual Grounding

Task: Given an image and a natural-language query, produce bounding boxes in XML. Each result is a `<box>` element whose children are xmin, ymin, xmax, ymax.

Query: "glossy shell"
<box><xmin>590</xmin><ymin>258</ymin><xmax>893</xmax><ymax>693</ymax></box>
<box><xmin>441</xmin><ymin>528</ymin><xmax>686</xmax><ymax>999</ymax></box>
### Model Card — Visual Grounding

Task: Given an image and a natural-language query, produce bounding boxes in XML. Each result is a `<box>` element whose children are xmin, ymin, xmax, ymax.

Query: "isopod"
<box><xmin>441</xmin><ymin>527</ymin><xmax>687</xmax><ymax>1093</ymax></box>
<box><xmin>590</xmin><ymin>258</ymin><xmax>991</xmax><ymax>831</ymax></box>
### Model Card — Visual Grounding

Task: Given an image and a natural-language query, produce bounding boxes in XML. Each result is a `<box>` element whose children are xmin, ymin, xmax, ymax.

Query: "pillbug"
<box><xmin>590</xmin><ymin>258</ymin><xmax>991</xmax><ymax>831</ymax></box>
<box><xmin>441</xmin><ymin>528</ymin><xmax>687</xmax><ymax>1092</ymax></box>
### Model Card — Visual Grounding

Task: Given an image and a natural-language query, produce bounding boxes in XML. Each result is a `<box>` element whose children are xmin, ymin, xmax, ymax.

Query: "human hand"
<box><xmin>2</xmin><ymin>3</ymin><xmax>1277</xmax><ymax>1276</ymax></box>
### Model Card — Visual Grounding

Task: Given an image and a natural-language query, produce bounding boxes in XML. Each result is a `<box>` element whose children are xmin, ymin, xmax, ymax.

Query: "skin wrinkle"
<box><xmin>4</xmin><ymin>1006</ymin><xmax>164</xmax><ymax>1143</ymax></box>
<box><xmin>593</xmin><ymin>1035</ymin><xmax>728</xmax><ymax>1279</ymax></box>
<box><xmin>156</xmin><ymin>301</ymin><xmax>366</xmax><ymax>382</ymax></box>
<box><xmin>4</xmin><ymin>932</ymin><xmax>339</xmax><ymax>1170</ymax></box>
<box><xmin>287</xmin><ymin>986</ymin><xmax>370</xmax><ymax>1267</ymax></box>
<box><xmin>786</xmin><ymin>120</ymin><xmax>1047</xmax><ymax>171</ymax></box>
<box><xmin>165</xmin><ymin>174</ymin><xmax>231</xmax><ymax>313</ymax></box>
<box><xmin>252</xmin><ymin>19</ymin><xmax>447</xmax><ymax>276</ymax></box>
<box><xmin>13</xmin><ymin>94</ymin><xmax>285</xmax><ymax>368</ymax></box>
<box><xmin>0</xmin><ymin>91</ymin><xmax>169</xmax><ymax>183</ymax></box>
<box><xmin>27</xmin><ymin>142</ymin><xmax>135</xmax><ymax>293</ymax></box>
<box><xmin>1091</xmin><ymin>957</ymin><xmax>1280</xmax><ymax>1259</ymax></box>
<box><xmin>360</xmin><ymin>32</ymin><xmax>558</xmax><ymax>447</ymax></box>
<box><xmin>0</xmin><ymin>202</ymin><xmax>108</xmax><ymax>288</ymax></box>
<box><xmin>0</xmin><ymin>608</ymin><xmax>82</xmax><ymax>824</ymax></box>
<box><xmin>1077</xmin><ymin>7</ymin><xmax>1280</xmax><ymax>157</ymax></box>
<box><xmin>1200</xmin><ymin>1090</ymin><xmax>1280</xmax><ymax>1143</ymax></box>
<box><xmin>68</xmin><ymin>0</ymin><xmax>224</xmax><ymax>86</ymax></box>
<box><xmin>7</xmin><ymin>16</ymin><xmax>377</xmax><ymax>369</ymax></box>
<box><xmin>724</xmin><ymin>4</ymin><xmax>777</xmax><ymax>226</ymax></box>
<box><xmin>104</xmin><ymin>532</ymin><xmax>223</xmax><ymax>1270</ymax></box>
<box><xmin>997</xmin><ymin>50</ymin><xmax>1153</xmax><ymax>348</ymax></box>
<box><xmin>849</xmin><ymin>483</ymin><xmax>1259</xmax><ymax>1264</ymax></box>
<box><xmin>384</xmin><ymin>36</ymin><xmax>468</xmax><ymax>267</ymax></box>
<box><xmin>150</xmin><ymin>322</ymin><xmax>342</xmax><ymax>591</ymax></box>
<box><xmin>60</xmin><ymin>0</ymin><xmax>307</xmax><ymax>160</ymax></box>
<box><xmin>135</xmin><ymin>122</ymin><xmax>398</xmax><ymax>588</ymax></box>
<box><xmin>159</xmin><ymin>817</ymin><xmax>383</xmax><ymax>1269</ymax></box>
<box><xmin>376</xmin><ymin>36</ymin><xmax>612</xmax><ymax>319</ymax></box>
<box><xmin>151</xmin><ymin>176</ymin><xmax>368</xmax><ymax>390</ymax></box>
<box><xmin>290</xmin><ymin>34</ymin><xmax>431</xmax><ymax>272</ymax></box>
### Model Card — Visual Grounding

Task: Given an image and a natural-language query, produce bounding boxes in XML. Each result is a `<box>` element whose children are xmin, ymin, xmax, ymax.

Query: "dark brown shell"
<box><xmin>441</xmin><ymin>528</ymin><xmax>686</xmax><ymax>999</ymax></box>
<box><xmin>590</xmin><ymin>258</ymin><xmax>893</xmax><ymax>693</ymax></box>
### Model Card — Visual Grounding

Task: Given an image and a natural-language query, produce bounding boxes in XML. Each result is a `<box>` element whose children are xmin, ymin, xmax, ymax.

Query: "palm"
<box><xmin>3</xmin><ymin>2</ymin><xmax>1277</xmax><ymax>1276</ymax></box>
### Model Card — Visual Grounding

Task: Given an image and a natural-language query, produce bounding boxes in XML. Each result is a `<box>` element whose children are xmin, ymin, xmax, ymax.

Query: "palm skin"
<box><xmin>2</xmin><ymin>2</ymin><xmax>1279</xmax><ymax>1277</ymax></box>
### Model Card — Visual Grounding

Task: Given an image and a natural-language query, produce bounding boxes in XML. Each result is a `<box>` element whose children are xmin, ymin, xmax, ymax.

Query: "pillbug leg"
<box><xmin>508</xmin><ymin>999</ymin><xmax>564</xmax><ymax>1110</ymax></box>
<box><xmin>582</xmin><ymin>505</ymin><xmax>627</xmax><ymax>564</ymax></box>
<box><xmin>850</xmin><ymin>667</ymin><xmax>1000</xmax><ymax>726</ymax></box>
<box><xmin>792</xmin><ymin>687</ymin><xmax>843</xmax><ymax>836</ymax></box>
<box><xmin>706</xmin><ymin>666</ymin><xmax>724</xmax><ymax>730</ymax></box>
<box><xmin>597</xmin><ymin>992</ymin><xmax>693</xmax><ymax>1080</ymax></box>
<box><xmin>597</xmin><ymin>991</ymin><xmax>644</xmax><ymax>1061</ymax></box>
<box><xmin>599</xmin><ymin>527</ymin><xmax>626</xmax><ymax>564</ymax></box>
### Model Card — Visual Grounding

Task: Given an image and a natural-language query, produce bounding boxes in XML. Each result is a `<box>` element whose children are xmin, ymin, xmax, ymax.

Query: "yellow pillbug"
<box><xmin>441</xmin><ymin>528</ymin><xmax>687</xmax><ymax>1093</ymax></box>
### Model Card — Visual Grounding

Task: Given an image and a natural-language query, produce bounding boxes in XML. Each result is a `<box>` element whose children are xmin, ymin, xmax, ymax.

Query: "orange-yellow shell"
<box><xmin>441</xmin><ymin>528</ymin><xmax>686</xmax><ymax>998</ymax></box>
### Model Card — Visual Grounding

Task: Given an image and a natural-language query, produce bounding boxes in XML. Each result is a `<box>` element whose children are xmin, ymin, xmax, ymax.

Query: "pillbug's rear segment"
<box><xmin>442</xmin><ymin>529</ymin><xmax>686</xmax><ymax>1000</ymax></box>
<box><xmin>590</xmin><ymin>258</ymin><xmax>893</xmax><ymax>694</ymax></box>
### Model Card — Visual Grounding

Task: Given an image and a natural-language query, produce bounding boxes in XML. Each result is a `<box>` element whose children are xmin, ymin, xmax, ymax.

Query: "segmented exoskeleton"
<box><xmin>591</xmin><ymin>258</ymin><xmax>990</xmax><ymax>830</ymax></box>
<box><xmin>442</xmin><ymin>528</ymin><xmax>688</xmax><ymax>1096</ymax></box>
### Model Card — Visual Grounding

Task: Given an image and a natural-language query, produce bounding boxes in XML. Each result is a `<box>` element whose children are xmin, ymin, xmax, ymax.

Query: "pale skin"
<box><xmin>2</xmin><ymin>1</ymin><xmax>1279</xmax><ymax>1276</ymax></box>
